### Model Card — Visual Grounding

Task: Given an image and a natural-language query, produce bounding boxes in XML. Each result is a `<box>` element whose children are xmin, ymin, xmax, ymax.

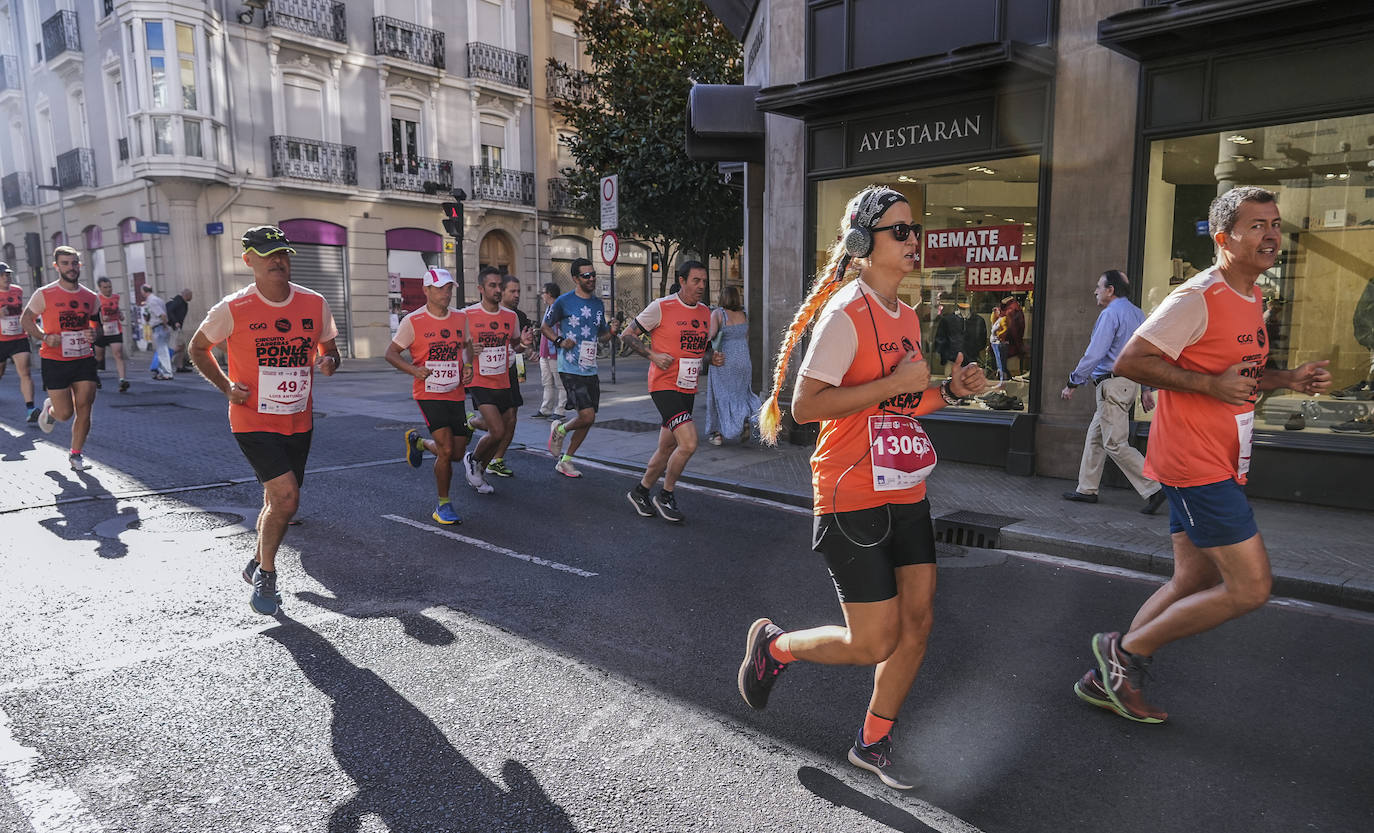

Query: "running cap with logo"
<box><xmin>424</xmin><ymin>267</ymin><xmax>455</xmax><ymax>288</ymax></box>
<box><xmin>242</xmin><ymin>225</ymin><xmax>296</xmax><ymax>256</ymax></box>
<box><xmin>0</xmin><ymin>262</ymin><xmax>11</xmax><ymax>273</ymax></box>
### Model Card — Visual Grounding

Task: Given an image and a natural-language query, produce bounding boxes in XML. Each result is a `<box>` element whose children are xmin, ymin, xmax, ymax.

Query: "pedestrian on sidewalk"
<box><xmin>1073</xmin><ymin>187</ymin><xmax>1331</xmax><ymax>724</ymax></box>
<box><xmin>387</xmin><ymin>267</ymin><xmax>473</xmax><ymax>526</ymax></box>
<box><xmin>534</xmin><ymin>281</ymin><xmax>562</xmax><ymax>418</ymax></box>
<box><xmin>139</xmin><ymin>285</ymin><xmax>174</xmax><ymax>381</ymax></box>
<box><xmin>22</xmin><ymin>246</ymin><xmax>101</xmax><ymax>471</ymax></box>
<box><xmin>0</xmin><ymin>262</ymin><xmax>39</xmax><ymax>421</ymax></box>
<box><xmin>703</xmin><ymin>285</ymin><xmax>761</xmax><ymax>446</ymax></box>
<box><xmin>621</xmin><ymin>261</ymin><xmax>723</xmax><ymax>522</ymax></box>
<box><xmin>1061</xmin><ymin>269</ymin><xmax>1165</xmax><ymax>515</ymax></box>
<box><xmin>737</xmin><ymin>185</ymin><xmax>987</xmax><ymax>790</ymax></box>
<box><xmin>166</xmin><ymin>288</ymin><xmax>194</xmax><ymax>372</ymax></box>
<box><xmin>543</xmin><ymin>258</ymin><xmax>617</xmax><ymax>478</ymax></box>
<box><xmin>188</xmin><ymin>225</ymin><xmax>341</xmax><ymax>616</ymax></box>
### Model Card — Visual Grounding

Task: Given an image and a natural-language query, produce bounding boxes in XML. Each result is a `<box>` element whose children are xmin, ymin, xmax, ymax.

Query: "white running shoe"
<box><xmin>37</xmin><ymin>399</ymin><xmax>56</xmax><ymax>434</ymax></box>
<box><xmin>69</xmin><ymin>453</ymin><xmax>90</xmax><ymax>472</ymax></box>
<box><xmin>462</xmin><ymin>452</ymin><xmax>485</xmax><ymax>488</ymax></box>
<box><xmin>474</xmin><ymin>480</ymin><xmax>495</xmax><ymax>495</ymax></box>
<box><xmin>554</xmin><ymin>458</ymin><xmax>582</xmax><ymax>478</ymax></box>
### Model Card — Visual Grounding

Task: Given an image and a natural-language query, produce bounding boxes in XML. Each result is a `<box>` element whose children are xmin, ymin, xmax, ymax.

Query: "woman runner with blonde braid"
<box><xmin>735</xmin><ymin>186</ymin><xmax>986</xmax><ymax>789</ymax></box>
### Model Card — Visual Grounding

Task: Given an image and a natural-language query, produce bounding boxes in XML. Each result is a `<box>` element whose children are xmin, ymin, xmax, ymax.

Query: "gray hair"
<box><xmin>1209</xmin><ymin>186</ymin><xmax>1277</xmax><ymax>238</ymax></box>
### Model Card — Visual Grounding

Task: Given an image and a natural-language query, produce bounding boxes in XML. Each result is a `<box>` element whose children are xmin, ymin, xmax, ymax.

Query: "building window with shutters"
<box><xmin>480</xmin><ymin>119</ymin><xmax>504</xmax><ymax>171</ymax></box>
<box><xmin>390</xmin><ymin>102</ymin><xmax>421</xmax><ymax>169</ymax></box>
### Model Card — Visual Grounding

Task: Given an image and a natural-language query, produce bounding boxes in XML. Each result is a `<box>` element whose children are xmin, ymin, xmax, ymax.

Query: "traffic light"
<box><xmin>650</xmin><ymin>253</ymin><xmax>661</xmax><ymax>275</ymax></box>
<box><xmin>440</xmin><ymin>202</ymin><xmax>463</xmax><ymax>238</ymax></box>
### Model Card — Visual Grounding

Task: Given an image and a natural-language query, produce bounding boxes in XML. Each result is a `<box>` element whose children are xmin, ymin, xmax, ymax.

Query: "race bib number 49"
<box><xmin>868</xmin><ymin>414</ymin><xmax>937</xmax><ymax>491</ymax></box>
<box><xmin>258</xmin><ymin>366</ymin><xmax>312</xmax><ymax>415</ymax></box>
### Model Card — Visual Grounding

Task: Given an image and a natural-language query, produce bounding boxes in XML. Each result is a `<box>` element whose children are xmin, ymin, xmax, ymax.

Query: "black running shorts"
<box><xmin>651</xmin><ymin>390</ymin><xmax>695</xmax><ymax>430</ymax></box>
<box><xmin>234</xmin><ymin>430</ymin><xmax>312</xmax><ymax>486</ymax></box>
<box><xmin>93</xmin><ymin>331</ymin><xmax>123</xmax><ymax>348</ymax></box>
<box><xmin>560</xmin><ymin>372</ymin><xmax>601</xmax><ymax>413</ymax></box>
<box><xmin>0</xmin><ymin>339</ymin><xmax>31</xmax><ymax>362</ymax></box>
<box><xmin>41</xmin><ymin>356</ymin><xmax>98</xmax><ymax>391</ymax></box>
<box><xmin>417</xmin><ymin>399</ymin><xmax>474</xmax><ymax>438</ymax></box>
<box><xmin>812</xmin><ymin>500</ymin><xmax>937</xmax><ymax>603</ymax></box>
<box><xmin>469</xmin><ymin>386</ymin><xmax>514</xmax><ymax>413</ymax></box>
<box><xmin>507</xmin><ymin>365</ymin><xmax>524</xmax><ymax>408</ymax></box>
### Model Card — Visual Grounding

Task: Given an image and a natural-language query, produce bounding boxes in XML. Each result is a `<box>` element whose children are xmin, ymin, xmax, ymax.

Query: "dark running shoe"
<box><xmin>627</xmin><ymin>487</ymin><xmax>654</xmax><ymax>517</ymax></box>
<box><xmin>241</xmin><ymin>558</ymin><xmax>282</xmax><ymax>602</ymax></box>
<box><xmin>1073</xmin><ymin>667</ymin><xmax>1115</xmax><ymax>712</ymax></box>
<box><xmin>1091</xmin><ymin>632</ymin><xmax>1167</xmax><ymax>723</ymax></box>
<box><xmin>737</xmin><ymin>617</ymin><xmax>788</xmax><ymax>710</ymax></box>
<box><xmin>118</xmin><ymin>379</ymin><xmax>130</xmax><ymax>393</ymax></box>
<box><xmin>652</xmin><ymin>490</ymin><xmax>684</xmax><ymax>523</ymax></box>
<box><xmin>250</xmin><ymin>568</ymin><xmax>281</xmax><ymax>615</ymax></box>
<box><xmin>404</xmin><ymin>429</ymin><xmax>424</xmax><ymax>468</ymax></box>
<box><xmin>1141</xmin><ymin>489</ymin><xmax>1167</xmax><ymax>515</ymax></box>
<box><xmin>25</xmin><ymin>406</ymin><xmax>40</xmax><ymax>423</ymax></box>
<box><xmin>847</xmin><ymin>729</ymin><xmax>916</xmax><ymax>790</ymax></box>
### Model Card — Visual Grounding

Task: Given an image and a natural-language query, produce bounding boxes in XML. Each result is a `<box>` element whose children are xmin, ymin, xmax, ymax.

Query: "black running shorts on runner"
<box><xmin>560</xmin><ymin>372</ymin><xmax>601</xmax><ymax>413</ymax></box>
<box><xmin>41</xmin><ymin>356</ymin><xmax>98</xmax><ymax>391</ymax></box>
<box><xmin>0</xmin><ymin>339</ymin><xmax>31</xmax><ymax>362</ymax></box>
<box><xmin>507</xmin><ymin>365</ymin><xmax>524</xmax><ymax>408</ymax></box>
<box><xmin>812</xmin><ymin>500</ymin><xmax>937</xmax><ymax>603</ymax></box>
<box><xmin>234</xmin><ymin>430</ymin><xmax>313</xmax><ymax>487</ymax></box>
<box><xmin>469</xmin><ymin>386</ymin><xmax>514</xmax><ymax>413</ymax></box>
<box><xmin>651</xmin><ymin>389</ymin><xmax>695</xmax><ymax>430</ymax></box>
<box><xmin>417</xmin><ymin>399</ymin><xmax>474</xmax><ymax>438</ymax></box>
<box><xmin>93</xmin><ymin>331</ymin><xmax>122</xmax><ymax>348</ymax></box>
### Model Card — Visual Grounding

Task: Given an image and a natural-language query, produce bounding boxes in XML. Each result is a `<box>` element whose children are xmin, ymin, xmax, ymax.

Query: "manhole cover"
<box><xmin>597</xmin><ymin>418</ymin><xmax>662</xmax><ymax>433</ymax></box>
<box><xmin>129</xmin><ymin>511</ymin><xmax>243</xmax><ymax>534</ymax></box>
<box><xmin>93</xmin><ymin>505</ymin><xmax>257</xmax><ymax>540</ymax></box>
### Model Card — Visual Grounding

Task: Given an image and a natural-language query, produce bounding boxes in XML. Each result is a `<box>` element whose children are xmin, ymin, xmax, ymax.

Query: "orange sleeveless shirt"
<box><xmin>638</xmin><ymin>296</ymin><xmax>711</xmax><ymax>393</ymax></box>
<box><xmin>396</xmin><ymin>307</ymin><xmax>468</xmax><ymax>402</ymax></box>
<box><xmin>464</xmin><ymin>303</ymin><xmax>517</xmax><ymax>390</ymax></box>
<box><xmin>97</xmin><ymin>293</ymin><xmax>122</xmax><ymax>336</ymax></box>
<box><xmin>35</xmin><ymin>283</ymin><xmax>99</xmax><ymax>361</ymax></box>
<box><xmin>0</xmin><ymin>285</ymin><xmax>25</xmax><ymax>342</ymax></box>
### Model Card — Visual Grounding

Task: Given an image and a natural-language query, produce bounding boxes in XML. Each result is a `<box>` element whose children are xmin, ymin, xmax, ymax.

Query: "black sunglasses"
<box><xmin>576</xmin><ymin>271</ymin><xmax>596</xmax><ymax>279</ymax></box>
<box><xmin>869</xmin><ymin>222</ymin><xmax>921</xmax><ymax>241</ymax></box>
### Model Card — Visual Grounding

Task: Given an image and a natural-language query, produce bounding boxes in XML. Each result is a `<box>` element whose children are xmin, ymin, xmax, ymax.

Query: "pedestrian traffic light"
<box><xmin>440</xmin><ymin>202</ymin><xmax>463</xmax><ymax>238</ymax></box>
<box><xmin>650</xmin><ymin>253</ymin><xmax>661</xmax><ymax>275</ymax></box>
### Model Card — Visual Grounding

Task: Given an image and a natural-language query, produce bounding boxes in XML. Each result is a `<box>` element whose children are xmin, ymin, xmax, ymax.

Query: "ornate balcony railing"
<box><xmin>546</xmin><ymin>65</ymin><xmax>593</xmax><ymax>104</ymax></box>
<box><xmin>270</xmin><ymin>135</ymin><xmax>357</xmax><ymax>185</ymax></box>
<box><xmin>2</xmin><ymin>172</ymin><xmax>36</xmax><ymax>210</ymax></box>
<box><xmin>42</xmin><ymin>10</ymin><xmax>81</xmax><ymax>61</ymax></box>
<box><xmin>0</xmin><ymin>55</ymin><xmax>19</xmax><ymax>94</ymax></box>
<box><xmin>56</xmin><ymin>148</ymin><xmax>96</xmax><ymax>190</ymax></box>
<box><xmin>379</xmin><ymin>152</ymin><xmax>453</xmax><ymax>194</ymax></box>
<box><xmin>266</xmin><ymin>0</ymin><xmax>347</xmax><ymax>44</ymax></box>
<box><xmin>548</xmin><ymin>177</ymin><xmax>581</xmax><ymax>214</ymax></box>
<box><xmin>468</xmin><ymin>42</ymin><xmax>530</xmax><ymax>89</ymax></box>
<box><xmin>373</xmin><ymin>16</ymin><xmax>444</xmax><ymax>70</ymax></box>
<box><xmin>470</xmin><ymin>165</ymin><xmax>534</xmax><ymax>206</ymax></box>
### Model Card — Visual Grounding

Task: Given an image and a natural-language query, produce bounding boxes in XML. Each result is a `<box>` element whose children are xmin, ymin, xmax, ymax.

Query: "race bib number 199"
<box><xmin>676</xmin><ymin>357</ymin><xmax>701</xmax><ymax>390</ymax></box>
<box><xmin>257</xmin><ymin>366</ymin><xmax>312</xmax><ymax>415</ymax></box>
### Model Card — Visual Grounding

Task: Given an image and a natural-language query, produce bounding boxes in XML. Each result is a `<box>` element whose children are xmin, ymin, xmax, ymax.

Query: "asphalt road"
<box><xmin>1</xmin><ymin>384</ymin><xmax>1372</xmax><ymax>833</ymax></box>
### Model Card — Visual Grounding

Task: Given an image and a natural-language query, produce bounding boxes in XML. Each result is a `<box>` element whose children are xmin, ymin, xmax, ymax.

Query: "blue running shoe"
<box><xmin>432</xmin><ymin>502</ymin><xmax>461</xmax><ymax>525</ymax></box>
<box><xmin>405</xmin><ymin>428</ymin><xmax>424</xmax><ymax>468</ymax></box>
<box><xmin>250</xmin><ymin>568</ymin><xmax>281</xmax><ymax>616</ymax></box>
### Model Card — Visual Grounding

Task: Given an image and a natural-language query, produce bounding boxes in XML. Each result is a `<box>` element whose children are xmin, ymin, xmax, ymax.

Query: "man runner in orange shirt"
<box><xmin>23</xmin><ymin>246</ymin><xmax>100</xmax><ymax>470</ymax></box>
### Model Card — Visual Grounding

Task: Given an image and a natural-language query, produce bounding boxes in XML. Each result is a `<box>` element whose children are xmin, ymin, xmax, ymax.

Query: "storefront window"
<box><xmin>813</xmin><ymin>154</ymin><xmax>1040</xmax><ymax>411</ymax></box>
<box><xmin>1142</xmin><ymin>113</ymin><xmax>1374</xmax><ymax>439</ymax></box>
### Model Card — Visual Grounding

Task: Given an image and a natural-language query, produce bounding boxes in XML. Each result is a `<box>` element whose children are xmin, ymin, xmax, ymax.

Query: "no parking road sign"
<box><xmin>600</xmin><ymin>174</ymin><xmax>618</xmax><ymax>231</ymax></box>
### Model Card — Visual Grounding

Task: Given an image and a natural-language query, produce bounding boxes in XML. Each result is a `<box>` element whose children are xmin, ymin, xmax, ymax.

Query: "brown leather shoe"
<box><xmin>1062</xmin><ymin>490</ymin><xmax>1098</xmax><ymax>504</ymax></box>
<box><xmin>1091</xmin><ymin>632</ymin><xmax>1167</xmax><ymax>723</ymax></box>
<box><xmin>1141</xmin><ymin>489</ymin><xmax>1167</xmax><ymax>515</ymax></box>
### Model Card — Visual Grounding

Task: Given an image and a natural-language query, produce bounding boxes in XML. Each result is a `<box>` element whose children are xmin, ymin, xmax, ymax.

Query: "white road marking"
<box><xmin>381</xmin><ymin>514</ymin><xmax>598</xmax><ymax>577</ymax></box>
<box><xmin>0</xmin><ymin>706</ymin><xmax>105</xmax><ymax>833</ymax></box>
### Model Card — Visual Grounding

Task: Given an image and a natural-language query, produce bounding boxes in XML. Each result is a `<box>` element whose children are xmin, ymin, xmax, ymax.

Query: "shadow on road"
<box><xmin>37</xmin><ymin>469</ymin><xmax>130</xmax><ymax>559</ymax></box>
<box><xmin>263</xmin><ymin>617</ymin><xmax>575</xmax><ymax>833</ymax></box>
<box><xmin>796</xmin><ymin>767</ymin><xmax>938</xmax><ymax>833</ymax></box>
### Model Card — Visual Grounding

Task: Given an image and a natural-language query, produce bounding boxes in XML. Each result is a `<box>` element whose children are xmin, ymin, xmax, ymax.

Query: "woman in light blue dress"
<box><xmin>705</xmin><ymin>286</ymin><xmax>762</xmax><ymax>445</ymax></box>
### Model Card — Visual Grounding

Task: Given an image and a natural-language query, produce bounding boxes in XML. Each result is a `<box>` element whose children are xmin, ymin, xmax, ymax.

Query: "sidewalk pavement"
<box><xmin>310</xmin><ymin>354</ymin><xmax>1374</xmax><ymax>613</ymax></box>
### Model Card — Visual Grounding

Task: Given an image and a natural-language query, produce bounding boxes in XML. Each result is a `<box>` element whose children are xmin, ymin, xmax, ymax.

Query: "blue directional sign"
<box><xmin>135</xmin><ymin>220</ymin><xmax>171</xmax><ymax>235</ymax></box>
<box><xmin>206</xmin><ymin>222</ymin><xmax>224</xmax><ymax>235</ymax></box>
<box><xmin>1195</xmin><ymin>220</ymin><xmax>1209</xmax><ymax>236</ymax></box>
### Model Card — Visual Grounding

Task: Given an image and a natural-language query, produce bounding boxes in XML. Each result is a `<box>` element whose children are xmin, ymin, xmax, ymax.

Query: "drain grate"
<box><xmin>596</xmin><ymin>418</ymin><xmax>662</xmax><ymax>433</ymax></box>
<box><xmin>934</xmin><ymin>510</ymin><xmax>1021</xmax><ymax>549</ymax></box>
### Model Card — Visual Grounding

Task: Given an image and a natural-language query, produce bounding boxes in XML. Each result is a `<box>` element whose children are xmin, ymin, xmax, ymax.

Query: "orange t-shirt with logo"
<box><xmin>0</xmin><ymin>285</ymin><xmax>25</xmax><ymax>342</ymax></box>
<box><xmin>198</xmin><ymin>283</ymin><xmax>338</xmax><ymax>435</ymax></box>
<box><xmin>1135</xmin><ymin>268</ymin><xmax>1267</xmax><ymax>486</ymax></box>
<box><xmin>393</xmin><ymin>307</ymin><xmax>468</xmax><ymax>402</ymax></box>
<box><xmin>464</xmin><ymin>303</ymin><xmax>517</xmax><ymax>390</ymax></box>
<box><xmin>799</xmin><ymin>281</ymin><xmax>933</xmax><ymax>515</ymax></box>
<box><xmin>97</xmin><ymin>293</ymin><xmax>123</xmax><ymax>336</ymax></box>
<box><xmin>26</xmin><ymin>282</ymin><xmax>98</xmax><ymax>361</ymax></box>
<box><xmin>634</xmin><ymin>295</ymin><xmax>711</xmax><ymax>393</ymax></box>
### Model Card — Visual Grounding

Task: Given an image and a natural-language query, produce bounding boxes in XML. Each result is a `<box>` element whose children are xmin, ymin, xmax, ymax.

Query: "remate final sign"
<box><xmin>923</xmin><ymin>224</ymin><xmax>1033</xmax><ymax>292</ymax></box>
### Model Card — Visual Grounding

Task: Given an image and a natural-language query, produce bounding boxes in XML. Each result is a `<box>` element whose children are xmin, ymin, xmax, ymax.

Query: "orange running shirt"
<box><xmin>633</xmin><ymin>295</ymin><xmax>711</xmax><ymax>393</ymax></box>
<box><xmin>27</xmin><ymin>282</ymin><xmax>98</xmax><ymax>361</ymax></box>
<box><xmin>799</xmin><ymin>281</ymin><xmax>932</xmax><ymax>515</ymax></box>
<box><xmin>463</xmin><ymin>303</ymin><xmax>517</xmax><ymax>390</ymax></box>
<box><xmin>198</xmin><ymin>283</ymin><xmax>338</xmax><ymax>435</ymax></box>
<box><xmin>393</xmin><ymin>307</ymin><xmax>468</xmax><ymax>402</ymax></box>
<box><xmin>0</xmin><ymin>284</ymin><xmax>24</xmax><ymax>341</ymax></box>
<box><xmin>97</xmin><ymin>293</ymin><xmax>122</xmax><ymax>337</ymax></box>
<box><xmin>1135</xmin><ymin>268</ymin><xmax>1268</xmax><ymax>486</ymax></box>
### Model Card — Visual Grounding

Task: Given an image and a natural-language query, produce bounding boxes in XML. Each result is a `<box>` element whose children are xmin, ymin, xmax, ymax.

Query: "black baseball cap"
<box><xmin>0</xmin><ymin>262</ymin><xmax>11</xmax><ymax>273</ymax></box>
<box><xmin>242</xmin><ymin>225</ymin><xmax>296</xmax><ymax>256</ymax></box>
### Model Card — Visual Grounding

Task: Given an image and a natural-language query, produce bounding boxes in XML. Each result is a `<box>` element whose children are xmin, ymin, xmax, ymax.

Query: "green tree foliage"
<box><xmin>551</xmin><ymin>0</ymin><xmax>743</xmax><ymax>296</ymax></box>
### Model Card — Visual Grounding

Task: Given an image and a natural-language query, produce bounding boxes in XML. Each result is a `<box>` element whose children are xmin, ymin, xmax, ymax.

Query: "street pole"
<box><xmin>36</xmin><ymin>184</ymin><xmax>68</xmax><ymax>257</ymax></box>
<box><xmin>609</xmin><ymin>262</ymin><xmax>616</xmax><ymax>383</ymax></box>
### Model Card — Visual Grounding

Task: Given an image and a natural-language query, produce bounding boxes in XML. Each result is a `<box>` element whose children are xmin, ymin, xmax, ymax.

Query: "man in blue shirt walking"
<box><xmin>1061</xmin><ymin>270</ymin><xmax>1166</xmax><ymax>514</ymax></box>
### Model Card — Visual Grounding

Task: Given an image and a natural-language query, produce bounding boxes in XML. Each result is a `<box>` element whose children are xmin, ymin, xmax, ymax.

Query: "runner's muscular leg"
<box><xmin>564</xmin><ymin>407</ymin><xmax>596</xmax><ymax>456</ymax></box>
<box><xmin>1126</xmin><ymin>531</ymin><xmax>1222</xmax><ymax>636</ymax></box>
<box><xmin>870</xmin><ymin>563</ymin><xmax>937</xmax><ymax>719</ymax></box>
<box><xmin>256</xmin><ymin>471</ymin><xmax>301</xmax><ymax>572</ymax></box>
<box><xmin>69</xmin><ymin>380</ymin><xmax>96</xmax><ymax>451</ymax></box>
<box><xmin>472</xmin><ymin>403</ymin><xmax>505</xmax><ymax>462</ymax></box>
<box><xmin>47</xmin><ymin>386</ymin><xmax>75</xmax><ymax>421</ymax></box>
<box><xmin>11</xmin><ymin>353</ymin><xmax>33</xmax><ymax>403</ymax></box>
<box><xmin>429</xmin><ymin>426</ymin><xmax>454</xmax><ymax>499</ymax></box>
<box><xmin>661</xmin><ymin>420</ymin><xmax>699</xmax><ymax>491</ymax></box>
<box><xmin>493</xmin><ymin>408</ymin><xmax>517</xmax><ymax>458</ymax></box>
<box><xmin>780</xmin><ymin>597</ymin><xmax>901</xmax><ymax>666</ymax></box>
<box><xmin>640</xmin><ymin>427</ymin><xmax>678</xmax><ymax>489</ymax></box>
<box><xmin>111</xmin><ymin>343</ymin><xmax>127</xmax><ymax>378</ymax></box>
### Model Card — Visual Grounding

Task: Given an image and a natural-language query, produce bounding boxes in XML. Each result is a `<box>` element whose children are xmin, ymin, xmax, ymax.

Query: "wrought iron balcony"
<box><xmin>379</xmin><ymin>152</ymin><xmax>453</xmax><ymax>194</ymax></box>
<box><xmin>270</xmin><ymin>135</ymin><xmax>357</xmax><ymax>185</ymax></box>
<box><xmin>42</xmin><ymin>10</ymin><xmax>81</xmax><ymax>62</ymax></box>
<box><xmin>546</xmin><ymin>65</ymin><xmax>593</xmax><ymax>104</ymax></box>
<box><xmin>470</xmin><ymin>166</ymin><xmax>534</xmax><ymax>206</ymax></box>
<box><xmin>2</xmin><ymin>172</ymin><xmax>36</xmax><ymax>211</ymax></box>
<box><xmin>548</xmin><ymin>177</ymin><xmax>581</xmax><ymax>214</ymax></box>
<box><xmin>265</xmin><ymin>0</ymin><xmax>347</xmax><ymax>45</ymax></box>
<box><xmin>468</xmin><ymin>42</ymin><xmax>530</xmax><ymax>90</ymax></box>
<box><xmin>56</xmin><ymin>148</ymin><xmax>96</xmax><ymax>190</ymax></box>
<box><xmin>373</xmin><ymin>16</ymin><xmax>445</xmax><ymax>70</ymax></box>
<box><xmin>0</xmin><ymin>55</ymin><xmax>19</xmax><ymax>94</ymax></box>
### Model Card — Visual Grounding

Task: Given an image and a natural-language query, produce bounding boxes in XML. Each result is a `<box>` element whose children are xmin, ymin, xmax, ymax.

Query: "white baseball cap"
<box><xmin>424</xmin><ymin>267</ymin><xmax>455</xmax><ymax>287</ymax></box>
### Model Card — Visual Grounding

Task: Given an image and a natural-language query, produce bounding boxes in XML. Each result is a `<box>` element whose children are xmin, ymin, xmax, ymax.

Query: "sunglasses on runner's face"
<box><xmin>870</xmin><ymin>222</ymin><xmax>921</xmax><ymax>242</ymax></box>
<box><xmin>577</xmin><ymin>271</ymin><xmax>596</xmax><ymax>279</ymax></box>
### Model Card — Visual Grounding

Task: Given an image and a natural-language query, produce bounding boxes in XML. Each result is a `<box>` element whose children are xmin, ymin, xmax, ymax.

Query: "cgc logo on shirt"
<box><xmin>249</xmin><ymin>321</ymin><xmax>268</xmax><ymax>330</ymax></box>
<box><xmin>274</xmin><ymin>317</ymin><xmax>292</xmax><ymax>333</ymax></box>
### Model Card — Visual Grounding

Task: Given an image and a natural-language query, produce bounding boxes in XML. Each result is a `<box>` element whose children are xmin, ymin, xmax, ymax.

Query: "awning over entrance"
<box><xmin>1098</xmin><ymin>0</ymin><xmax>1374</xmax><ymax>62</ymax></box>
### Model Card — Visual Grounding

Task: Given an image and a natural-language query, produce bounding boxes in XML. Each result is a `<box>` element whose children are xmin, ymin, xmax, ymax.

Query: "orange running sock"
<box><xmin>861</xmin><ymin>711</ymin><xmax>896</xmax><ymax>746</ymax></box>
<box><xmin>768</xmin><ymin>633</ymin><xmax>795</xmax><ymax>664</ymax></box>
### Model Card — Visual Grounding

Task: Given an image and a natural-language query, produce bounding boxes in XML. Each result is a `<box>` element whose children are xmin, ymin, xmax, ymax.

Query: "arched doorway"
<box><xmin>478</xmin><ymin>229</ymin><xmax>515</xmax><ymax>275</ymax></box>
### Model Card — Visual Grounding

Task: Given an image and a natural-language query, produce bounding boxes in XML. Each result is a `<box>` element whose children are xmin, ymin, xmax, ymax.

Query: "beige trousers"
<box><xmin>1077</xmin><ymin>376</ymin><xmax>1159</xmax><ymax>498</ymax></box>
